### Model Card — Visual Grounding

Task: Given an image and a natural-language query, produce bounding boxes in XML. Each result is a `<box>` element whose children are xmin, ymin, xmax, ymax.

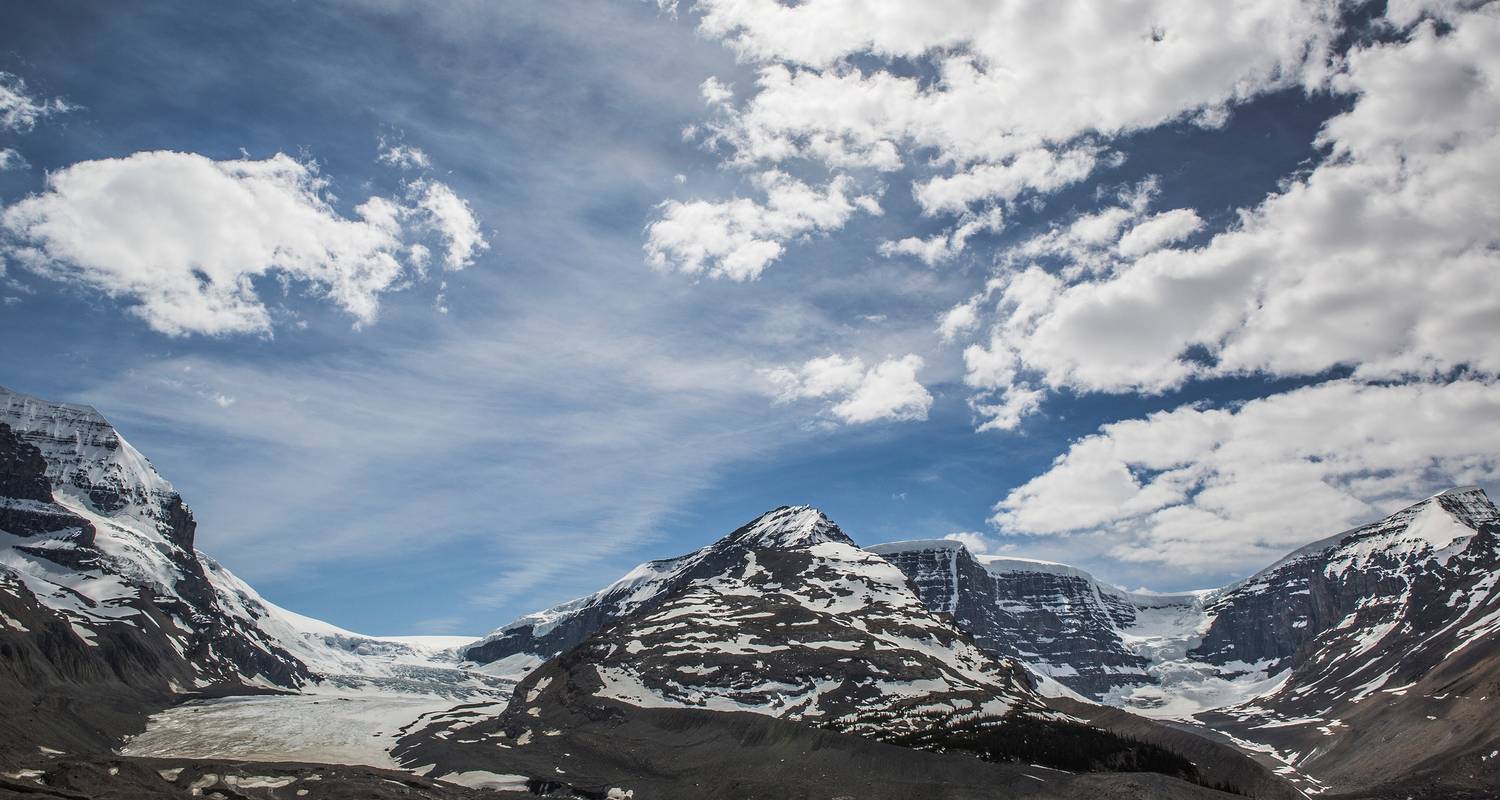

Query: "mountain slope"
<box><xmin>466</xmin><ymin>506</ymin><xmax>1043</xmax><ymax>735</ymax></box>
<box><xmin>401</xmin><ymin>507</ymin><xmax>1242</xmax><ymax>799</ymax></box>
<box><xmin>874</xmin><ymin>487</ymin><xmax>1500</xmax><ymax>797</ymax></box>
<box><xmin>0</xmin><ymin>388</ymin><xmax>309</xmax><ymax>758</ymax></box>
<box><xmin>1192</xmin><ymin>486</ymin><xmax>1500</xmax><ymax>795</ymax></box>
<box><xmin>0</xmin><ymin>386</ymin><xmax>509</xmax><ymax>765</ymax></box>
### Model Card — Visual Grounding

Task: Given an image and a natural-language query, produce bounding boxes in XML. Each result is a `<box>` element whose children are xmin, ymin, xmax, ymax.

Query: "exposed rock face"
<box><xmin>465</xmin><ymin>507</ymin><xmax>863</xmax><ymax>670</ymax></box>
<box><xmin>868</xmin><ymin>541</ymin><xmax>1204</xmax><ymax>699</ymax></box>
<box><xmin>1191</xmin><ymin>487</ymin><xmax>1500</xmax><ymax>795</ymax></box>
<box><xmin>0</xmin><ymin>386</ymin><xmax>311</xmax><ymax>698</ymax></box>
<box><xmin>1193</xmin><ymin>486</ymin><xmax>1499</xmax><ymax>670</ymax></box>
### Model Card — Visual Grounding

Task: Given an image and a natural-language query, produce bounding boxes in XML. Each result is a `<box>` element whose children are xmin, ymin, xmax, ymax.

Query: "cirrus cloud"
<box><xmin>0</xmin><ymin>71</ymin><xmax>73</xmax><ymax>132</ymax></box>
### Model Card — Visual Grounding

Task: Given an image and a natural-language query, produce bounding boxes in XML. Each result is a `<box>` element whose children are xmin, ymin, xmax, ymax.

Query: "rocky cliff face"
<box><xmin>1191</xmin><ymin>486</ymin><xmax>1500</xmax><ymax>795</ymax></box>
<box><xmin>1193</xmin><ymin>486</ymin><xmax>1498</xmax><ymax>670</ymax></box>
<box><xmin>0</xmin><ymin>388</ymin><xmax>314</xmax><ymax>757</ymax></box>
<box><xmin>0</xmin><ymin>387</ymin><xmax>312</xmax><ymax>701</ymax></box>
<box><xmin>867</xmin><ymin>541</ymin><xmax>1205</xmax><ymax>699</ymax></box>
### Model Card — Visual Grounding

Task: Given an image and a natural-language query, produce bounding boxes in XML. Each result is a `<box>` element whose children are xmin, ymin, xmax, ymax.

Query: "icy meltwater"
<box><xmin>121</xmin><ymin>692</ymin><xmax>464</xmax><ymax>769</ymax></box>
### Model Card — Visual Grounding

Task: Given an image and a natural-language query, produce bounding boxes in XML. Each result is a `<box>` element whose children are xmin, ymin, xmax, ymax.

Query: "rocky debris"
<box><xmin>396</xmin><ymin>679</ymin><xmax>1242</xmax><ymax>800</ymax></box>
<box><xmin>0</xmin><ymin>754</ymin><xmax>520</xmax><ymax>800</ymax></box>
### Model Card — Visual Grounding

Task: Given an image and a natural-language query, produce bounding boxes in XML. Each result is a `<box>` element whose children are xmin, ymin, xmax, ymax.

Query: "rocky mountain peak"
<box><xmin>719</xmin><ymin>504</ymin><xmax>852</xmax><ymax>550</ymax></box>
<box><xmin>0</xmin><ymin>385</ymin><xmax>192</xmax><ymax>550</ymax></box>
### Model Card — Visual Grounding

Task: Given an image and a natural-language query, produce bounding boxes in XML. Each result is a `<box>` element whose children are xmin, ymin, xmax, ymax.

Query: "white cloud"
<box><xmin>956</xmin><ymin>7</ymin><xmax>1500</xmax><ymax>398</ymax></box>
<box><xmin>944</xmin><ymin>531</ymin><xmax>993</xmax><ymax>554</ymax></box>
<box><xmin>411</xmin><ymin>179</ymin><xmax>488</xmax><ymax>270</ymax></box>
<box><xmin>670</xmin><ymin>0</ymin><xmax>1337</xmax><ymax>175</ymax></box>
<box><xmin>656</xmin><ymin>0</ymin><xmax>1341</xmax><ymax>268</ymax></box>
<box><xmin>971</xmin><ymin>385</ymin><xmax>1044</xmax><ymax>432</ymax></box>
<box><xmin>913</xmin><ymin>148</ymin><xmax>1100</xmax><ymax>216</ymax></box>
<box><xmin>937</xmin><ymin>298</ymin><xmax>981</xmax><ymax>343</ymax></box>
<box><xmin>765</xmin><ymin>353</ymin><xmax>866</xmax><ymax>401</ymax></box>
<box><xmin>0</xmin><ymin>150</ymin><xmax>486</xmax><ymax>336</ymax></box>
<box><xmin>993</xmin><ymin>378</ymin><xmax>1500</xmax><ymax>572</ymax></box>
<box><xmin>700</xmin><ymin>76</ymin><xmax>733</xmax><ymax>105</ymax></box>
<box><xmin>376</xmin><ymin>141</ymin><xmax>431</xmax><ymax>170</ymax></box>
<box><xmin>0</xmin><ymin>72</ymin><xmax>72</xmax><ymax>132</ymax></box>
<box><xmin>0</xmin><ymin>148</ymin><xmax>26</xmax><ymax>171</ymax></box>
<box><xmin>1115</xmin><ymin>208</ymin><xmax>1203</xmax><ymax>258</ymax></box>
<box><xmin>879</xmin><ymin>207</ymin><xmax>1003</xmax><ymax>266</ymax></box>
<box><xmin>644</xmin><ymin>170</ymin><xmax>880</xmax><ymax>280</ymax></box>
<box><xmin>764</xmin><ymin>353</ymin><xmax>933</xmax><ymax>424</ymax></box>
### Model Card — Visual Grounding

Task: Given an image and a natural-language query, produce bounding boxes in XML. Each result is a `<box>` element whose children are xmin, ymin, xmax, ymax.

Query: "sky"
<box><xmin>1</xmin><ymin>0</ymin><xmax>1497</xmax><ymax>635</ymax></box>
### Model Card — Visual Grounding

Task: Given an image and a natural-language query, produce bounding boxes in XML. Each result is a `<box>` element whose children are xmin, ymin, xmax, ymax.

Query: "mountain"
<box><xmin>0</xmin><ymin>387</ymin><xmax>308</xmax><ymax>758</ymax></box>
<box><xmin>866</xmin><ymin>540</ymin><xmax>1206</xmax><ymax>699</ymax></box>
<box><xmin>5</xmin><ymin>381</ymin><xmax>1490</xmax><ymax>798</ymax></box>
<box><xmin>1191</xmin><ymin>486</ymin><xmax>1500</xmax><ymax>797</ymax></box>
<box><xmin>0</xmin><ymin>386</ymin><xmax>510</xmax><ymax>771</ymax></box>
<box><xmin>463</xmin><ymin>506</ymin><xmax>1043</xmax><ymax>735</ymax></box>
<box><xmin>875</xmin><ymin>487</ymin><xmax>1500</xmax><ymax>798</ymax></box>
<box><xmin>404</xmin><ymin>507</ymin><xmax>1268</xmax><ymax>799</ymax></box>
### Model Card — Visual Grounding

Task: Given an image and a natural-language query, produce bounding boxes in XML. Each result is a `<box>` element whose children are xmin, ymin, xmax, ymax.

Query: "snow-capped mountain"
<box><xmin>459</xmin><ymin>506</ymin><xmax>1042</xmax><ymax>738</ymax></box>
<box><xmin>400</xmin><ymin>507</ymin><xmax>1256</xmax><ymax>799</ymax></box>
<box><xmin>875</xmin><ymin>487</ymin><xmax>1500</xmax><ymax>797</ymax></box>
<box><xmin>1191</xmin><ymin>486</ymin><xmax>1500</xmax><ymax>794</ymax></box>
<box><xmin>0</xmin><ymin>386</ymin><xmax>509</xmax><ymax>759</ymax></box>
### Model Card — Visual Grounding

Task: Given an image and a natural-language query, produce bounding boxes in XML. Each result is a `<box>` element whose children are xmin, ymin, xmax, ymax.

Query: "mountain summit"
<box><xmin>465</xmin><ymin>504</ymin><xmax>852</xmax><ymax>668</ymax></box>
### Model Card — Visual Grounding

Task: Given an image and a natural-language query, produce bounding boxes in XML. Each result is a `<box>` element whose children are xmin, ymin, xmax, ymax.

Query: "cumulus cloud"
<box><xmin>1115</xmin><ymin>208</ymin><xmax>1204</xmax><ymax>258</ymax></box>
<box><xmin>944</xmin><ymin>531</ymin><xmax>993</xmax><ymax>554</ymax></box>
<box><xmin>0</xmin><ymin>72</ymin><xmax>72</xmax><ymax>132</ymax></box>
<box><xmin>952</xmin><ymin>5</ymin><xmax>1500</xmax><ymax>428</ymax></box>
<box><xmin>764</xmin><ymin>353</ymin><xmax>933</xmax><ymax>424</ymax></box>
<box><xmin>411</xmin><ymin>179</ymin><xmax>488</xmax><ymax>270</ymax></box>
<box><xmin>879</xmin><ymin>207</ymin><xmax>1003</xmax><ymax>266</ymax></box>
<box><xmin>645</xmin><ymin>170</ymin><xmax>880</xmax><ymax>280</ymax></box>
<box><xmin>669</xmin><ymin>0</ymin><xmax>1337</xmax><ymax>182</ymax></box>
<box><xmin>937</xmin><ymin>297</ymin><xmax>982</xmax><ymax>342</ymax></box>
<box><xmin>994</xmin><ymin>378</ymin><xmax>1500</xmax><ymax>571</ymax></box>
<box><xmin>970</xmin><ymin>385</ymin><xmax>1045</xmax><ymax>432</ymax></box>
<box><xmin>914</xmin><ymin>148</ymin><xmax>1101</xmax><ymax>217</ymax></box>
<box><xmin>0</xmin><ymin>150</ymin><xmax>486</xmax><ymax>336</ymax></box>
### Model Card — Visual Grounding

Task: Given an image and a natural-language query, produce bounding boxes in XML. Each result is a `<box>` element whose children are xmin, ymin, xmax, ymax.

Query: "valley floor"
<box><xmin>121</xmin><ymin>693</ymin><xmax>465</xmax><ymax>770</ymax></box>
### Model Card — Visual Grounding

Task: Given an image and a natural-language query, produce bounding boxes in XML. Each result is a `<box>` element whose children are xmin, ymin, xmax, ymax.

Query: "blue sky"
<box><xmin>2</xmin><ymin>0</ymin><xmax>1497</xmax><ymax>635</ymax></box>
